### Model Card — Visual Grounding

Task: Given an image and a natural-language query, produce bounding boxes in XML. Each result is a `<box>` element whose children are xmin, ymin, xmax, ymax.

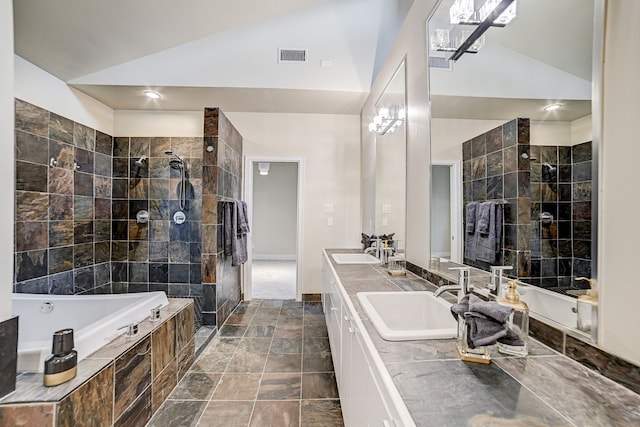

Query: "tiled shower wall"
<box><xmin>14</xmin><ymin>100</ymin><xmax>244</xmax><ymax>330</ymax></box>
<box><xmin>462</xmin><ymin>117</ymin><xmax>593</xmax><ymax>291</ymax></box>
<box><xmin>462</xmin><ymin>118</ymin><xmax>532</xmax><ymax>276</ymax></box>
<box><xmin>110</xmin><ymin>136</ymin><xmax>204</xmax><ymax>325</ymax></box>
<box><xmin>201</xmin><ymin>108</ymin><xmax>243</xmax><ymax>328</ymax></box>
<box><xmin>527</xmin><ymin>141</ymin><xmax>592</xmax><ymax>289</ymax></box>
<box><xmin>14</xmin><ymin>99</ymin><xmax>113</xmax><ymax>294</ymax></box>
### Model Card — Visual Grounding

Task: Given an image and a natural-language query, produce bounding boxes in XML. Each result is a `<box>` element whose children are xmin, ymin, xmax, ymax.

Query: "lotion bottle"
<box><xmin>44</xmin><ymin>328</ymin><xmax>78</xmax><ymax>387</ymax></box>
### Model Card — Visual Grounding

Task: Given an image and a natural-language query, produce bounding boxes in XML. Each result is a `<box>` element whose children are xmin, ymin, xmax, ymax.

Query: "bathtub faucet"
<box><xmin>150</xmin><ymin>305</ymin><xmax>162</xmax><ymax>322</ymax></box>
<box><xmin>118</xmin><ymin>322</ymin><xmax>140</xmax><ymax>338</ymax></box>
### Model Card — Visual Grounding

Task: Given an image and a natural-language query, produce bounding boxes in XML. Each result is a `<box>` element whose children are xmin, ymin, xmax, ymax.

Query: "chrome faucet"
<box><xmin>487</xmin><ymin>265</ymin><xmax>513</xmax><ymax>297</ymax></box>
<box><xmin>434</xmin><ymin>267</ymin><xmax>472</xmax><ymax>301</ymax></box>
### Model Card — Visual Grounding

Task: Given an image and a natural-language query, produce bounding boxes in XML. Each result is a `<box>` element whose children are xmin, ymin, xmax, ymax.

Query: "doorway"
<box><xmin>431</xmin><ymin>161</ymin><xmax>462</xmax><ymax>262</ymax></box>
<box><xmin>244</xmin><ymin>158</ymin><xmax>303</xmax><ymax>300</ymax></box>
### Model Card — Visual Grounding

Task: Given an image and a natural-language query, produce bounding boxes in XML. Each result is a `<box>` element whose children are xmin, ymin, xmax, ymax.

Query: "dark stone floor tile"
<box><xmin>249</xmin><ymin>401</ymin><xmax>299</xmax><ymax>427</ymax></box>
<box><xmin>303</xmin><ymin>352</ymin><xmax>334</xmax><ymax>373</ymax></box>
<box><xmin>264</xmin><ymin>353</ymin><xmax>302</xmax><ymax>373</ymax></box>
<box><xmin>302</xmin><ymin>372</ymin><xmax>338</xmax><ymax>399</ymax></box>
<box><xmin>303</xmin><ymin>338</ymin><xmax>331</xmax><ymax>353</ymax></box>
<box><xmin>304</xmin><ymin>324</ymin><xmax>328</xmax><ymax>338</ymax></box>
<box><xmin>301</xmin><ymin>399</ymin><xmax>344</xmax><ymax>427</ymax></box>
<box><xmin>197</xmin><ymin>401</ymin><xmax>253</xmax><ymax>426</ymax></box>
<box><xmin>236</xmin><ymin>337</ymin><xmax>272</xmax><ymax>354</ymax></box>
<box><xmin>273</xmin><ymin>324</ymin><xmax>304</xmax><ymax>338</ymax></box>
<box><xmin>271</xmin><ymin>337</ymin><xmax>303</xmax><ymax>354</ymax></box>
<box><xmin>225</xmin><ymin>352</ymin><xmax>268</xmax><ymax>373</ymax></box>
<box><xmin>218</xmin><ymin>325</ymin><xmax>247</xmax><ymax>337</ymax></box>
<box><xmin>211</xmin><ymin>374</ymin><xmax>261</xmax><ymax>400</ymax></box>
<box><xmin>191</xmin><ymin>352</ymin><xmax>232</xmax><ymax>373</ymax></box>
<box><xmin>244</xmin><ymin>325</ymin><xmax>275</xmax><ymax>338</ymax></box>
<box><xmin>257</xmin><ymin>373</ymin><xmax>302</xmax><ymax>400</ymax></box>
<box><xmin>169</xmin><ymin>372</ymin><xmax>221</xmax><ymax>400</ymax></box>
<box><xmin>146</xmin><ymin>400</ymin><xmax>206</xmax><ymax>427</ymax></box>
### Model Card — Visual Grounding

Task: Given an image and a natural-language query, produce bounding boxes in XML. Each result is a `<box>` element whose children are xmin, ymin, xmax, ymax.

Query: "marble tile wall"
<box><xmin>14</xmin><ymin>99</ymin><xmax>113</xmax><ymax>294</ymax></box>
<box><xmin>202</xmin><ymin>108</ymin><xmax>243</xmax><ymax>330</ymax></box>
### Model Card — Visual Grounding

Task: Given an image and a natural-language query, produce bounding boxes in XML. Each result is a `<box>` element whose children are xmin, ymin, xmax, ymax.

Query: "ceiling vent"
<box><xmin>278</xmin><ymin>48</ymin><xmax>308</xmax><ymax>63</ymax></box>
<box><xmin>429</xmin><ymin>56</ymin><xmax>453</xmax><ymax>70</ymax></box>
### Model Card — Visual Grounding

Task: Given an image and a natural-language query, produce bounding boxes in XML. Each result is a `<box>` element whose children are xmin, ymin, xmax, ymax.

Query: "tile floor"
<box><xmin>147</xmin><ymin>299</ymin><xmax>344</xmax><ymax>427</ymax></box>
<box><xmin>251</xmin><ymin>260</ymin><xmax>297</xmax><ymax>300</ymax></box>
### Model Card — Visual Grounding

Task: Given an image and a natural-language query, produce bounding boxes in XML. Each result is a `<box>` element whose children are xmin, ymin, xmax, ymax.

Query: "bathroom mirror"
<box><xmin>427</xmin><ymin>0</ymin><xmax>600</xmax><ymax>338</ymax></box>
<box><xmin>374</xmin><ymin>60</ymin><xmax>407</xmax><ymax>250</ymax></box>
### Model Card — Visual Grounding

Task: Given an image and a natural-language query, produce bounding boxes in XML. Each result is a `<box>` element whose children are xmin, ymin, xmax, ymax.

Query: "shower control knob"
<box><xmin>173</xmin><ymin>211</ymin><xmax>186</xmax><ymax>224</ymax></box>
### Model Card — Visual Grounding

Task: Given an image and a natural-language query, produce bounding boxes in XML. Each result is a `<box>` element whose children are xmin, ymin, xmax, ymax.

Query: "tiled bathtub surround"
<box><xmin>14</xmin><ymin>100</ymin><xmax>244</xmax><ymax>330</ymax></box>
<box><xmin>14</xmin><ymin>99</ymin><xmax>113</xmax><ymax>294</ymax></box>
<box><xmin>0</xmin><ymin>299</ymin><xmax>195</xmax><ymax>426</ymax></box>
<box><xmin>0</xmin><ymin>317</ymin><xmax>18</xmax><ymax>399</ymax></box>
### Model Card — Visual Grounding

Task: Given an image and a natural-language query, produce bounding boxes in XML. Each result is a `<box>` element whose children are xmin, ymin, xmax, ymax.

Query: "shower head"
<box><xmin>134</xmin><ymin>156</ymin><xmax>147</xmax><ymax>168</ymax></box>
<box><xmin>164</xmin><ymin>150</ymin><xmax>184</xmax><ymax>169</ymax></box>
<box><xmin>542</xmin><ymin>162</ymin><xmax>557</xmax><ymax>172</ymax></box>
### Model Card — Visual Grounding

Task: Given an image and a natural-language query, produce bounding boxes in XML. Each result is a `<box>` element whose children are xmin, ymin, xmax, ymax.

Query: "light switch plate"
<box><xmin>324</xmin><ymin>203</ymin><xmax>334</xmax><ymax>213</ymax></box>
<box><xmin>327</xmin><ymin>216</ymin><xmax>334</xmax><ymax>226</ymax></box>
<box><xmin>382</xmin><ymin>204</ymin><xmax>392</xmax><ymax>214</ymax></box>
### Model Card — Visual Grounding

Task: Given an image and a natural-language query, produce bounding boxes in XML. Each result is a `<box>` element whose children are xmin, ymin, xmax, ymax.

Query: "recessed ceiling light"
<box><xmin>544</xmin><ymin>103</ymin><xmax>562</xmax><ymax>111</ymax></box>
<box><xmin>144</xmin><ymin>90</ymin><xmax>161</xmax><ymax>99</ymax></box>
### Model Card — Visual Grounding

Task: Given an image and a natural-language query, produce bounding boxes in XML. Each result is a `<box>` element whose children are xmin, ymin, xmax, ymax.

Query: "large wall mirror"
<box><xmin>373</xmin><ymin>60</ymin><xmax>407</xmax><ymax>251</ymax></box>
<box><xmin>427</xmin><ymin>0</ymin><xmax>601</xmax><ymax>341</ymax></box>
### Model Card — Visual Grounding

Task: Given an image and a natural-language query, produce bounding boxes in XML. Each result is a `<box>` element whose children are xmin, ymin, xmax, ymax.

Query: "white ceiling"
<box><xmin>13</xmin><ymin>0</ymin><xmax>413</xmax><ymax>114</ymax></box>
<box><xmin>14</xmin><ymin>0</ymin><xmax>595</xmax><ymax>120</ymax></box>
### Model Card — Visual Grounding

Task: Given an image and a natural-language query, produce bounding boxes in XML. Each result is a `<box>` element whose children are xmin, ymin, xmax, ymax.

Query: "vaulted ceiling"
<box><xmin>14</xmin><ymin>0</ymin><xmax>413</xmax><ymax>113</ymax></box>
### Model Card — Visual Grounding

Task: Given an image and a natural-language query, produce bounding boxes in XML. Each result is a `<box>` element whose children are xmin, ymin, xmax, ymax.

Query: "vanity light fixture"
<box><xmin>143</xmin><ymin>90</ymin><xmax>161</xmax><ymax>99</ymax></box>
<box><xmin>431</xmin><ymin>0</ymin><xmax>516</xmax><ymax>62</ymax></box>
<box><xmin>258</xmin><ymin>162</ymin><xmax>270</xmax><ymax>176</ymax></box>
<box><xmin>368</xmin><ymin>105</ymin><xmax>405</xmax><ymax>135</ymax></box>
<box><xmin>544</xmin><ymin>103</ymin><xmax>563</xmax><ymax>111</ymax></box>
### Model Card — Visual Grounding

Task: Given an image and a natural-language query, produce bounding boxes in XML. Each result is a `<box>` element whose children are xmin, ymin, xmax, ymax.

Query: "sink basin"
<box><xmin>331</xmin><ymin>253</ymin><xmax>380</xmax><ymax>264</ymax></box>
<box><xmin>357</xmin><ymin>291</ymin><xmax>457</xmax><ymax>341</ymax></box>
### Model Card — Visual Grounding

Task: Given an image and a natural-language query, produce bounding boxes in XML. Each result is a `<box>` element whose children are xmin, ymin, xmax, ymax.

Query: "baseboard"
<box><xmin>302</xmin><ymin>293</ymin><xmax>322</xmax><ymax>302</ymax></box>
<box><xmin>253</xmin><ymin>255</ymin><xmax>297</xmax><ymax>261</ymax></box>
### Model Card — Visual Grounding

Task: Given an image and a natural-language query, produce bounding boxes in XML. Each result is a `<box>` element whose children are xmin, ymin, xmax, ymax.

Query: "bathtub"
<box><xmin>517</xmin><ymin>285</ymin><xmax>579</xmax><ymax>331</ymax></box>
<box><xmin>12</xmin><ymin>291</ymin><xmax>169</xmax><ymax>373</ymax></box>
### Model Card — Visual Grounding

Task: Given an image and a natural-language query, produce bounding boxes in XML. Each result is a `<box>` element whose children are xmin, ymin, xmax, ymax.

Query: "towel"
<box><xmin>476</xmin><ymin>202</ymin><xmax>502</xmax><ymax>264</ymax></box>
<box><xmin>465</xmin><ymin>202</ymin><xmax>478</xmax><ymax>234</ymax></box>
<box><xmin>224</xmin><ymin>201</ymin><xmax>250</xmax><ymax>266</ymax></box>
<box><xmin>477</xmin><ymin>201</ymin><xmax>492</xmax><ymax>234</ymax></box>
<box><xmin>450</xmin><ymin>294</ymin><xmax>520</xmax><ymax>349</ymax></box>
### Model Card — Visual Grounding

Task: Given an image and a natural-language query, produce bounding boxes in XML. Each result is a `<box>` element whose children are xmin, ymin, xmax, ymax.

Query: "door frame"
<box><xmin>431</xmin><ymin>160</ymin><xmax>462</xmax><ymax>262</ymax></box>
<box><xmin>243</xmin><ymin>156</ymin><xmax>304</xmax><ymax>301</ymax></box>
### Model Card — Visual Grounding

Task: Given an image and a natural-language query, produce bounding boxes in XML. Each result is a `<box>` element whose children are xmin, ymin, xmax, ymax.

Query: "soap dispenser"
<box><xmin>495</xmin><ymin>280</ymin><xmax>529</xmax><ymax>357</ymax></box>
<box><xmin>576</xmin><ymin>277</ymin><xmax>598</xmax><ymax>334</ymax></box>
<box><xmin>44</xmin><ymin>328</ymin><xmax>78</xmax><ymax>387</ymax></box>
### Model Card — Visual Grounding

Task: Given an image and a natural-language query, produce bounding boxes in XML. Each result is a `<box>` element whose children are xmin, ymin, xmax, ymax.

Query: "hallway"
<box><xmin>147</xmin><ymin>299</ymin><xmax>343</xmax><ymax>426</ymax></box>
<box><xmin>251</xmin><ymin>260</ymin><xmax>297</xmax><ymax>300</ymax></box>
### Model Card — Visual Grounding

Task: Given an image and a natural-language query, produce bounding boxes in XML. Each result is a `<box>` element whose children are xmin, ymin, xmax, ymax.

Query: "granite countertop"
<box><xmin>325</xmin><ymin>249</ymin><xmax>640</xmax><ymax>427</ymax></box>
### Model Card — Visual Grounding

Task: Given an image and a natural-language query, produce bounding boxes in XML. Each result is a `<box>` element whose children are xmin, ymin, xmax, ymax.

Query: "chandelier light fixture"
<box><xmin>368</xmin><ymin>105</ymin><xmax>405</xmax><ymax>135</ymax></box>
<box><xmin>431</xmin><ymin>0</ymin><xmax>517</xmax><ymax>62</ymax></box>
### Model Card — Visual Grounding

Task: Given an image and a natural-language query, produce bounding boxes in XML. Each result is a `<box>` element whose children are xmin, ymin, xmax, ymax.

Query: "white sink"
<box><xmin>357</xmin><ymin>291</ymin><xmax>457</xmax><ymax>341</ymax></box>
<box><xmin>331</xmin><ymin>253</ymin><xmax>380</xmax><ymax>264</ymax></box>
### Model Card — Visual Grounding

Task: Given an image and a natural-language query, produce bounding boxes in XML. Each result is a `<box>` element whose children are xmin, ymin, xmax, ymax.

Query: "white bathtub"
<box><xmin>517</xmin><ymin>286</ymin><xmax>578</xmax><ymax>331</ymax></box>
<box><xmin>12</xmin><ymin>291</ymin><xmax>169</xmax><ymax>373</ymax></box>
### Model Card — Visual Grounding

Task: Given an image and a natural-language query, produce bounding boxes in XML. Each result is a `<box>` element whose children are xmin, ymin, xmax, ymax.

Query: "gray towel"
<box><xmin>477</xmin><ymin>201</ymin><xmax>492</xmax><ymax>234</ymax></box>
<box><xmin>476</xmin><ymin>202</ymin><xmax>502</xmax><ymax>264</ymax></box>
<box><xmin>224</xmin><ymin>201</ymin><xmax>249</xmax><ymax>266</ymax></box>
<box><xmin>237</xmin><ymin>201</ymin><xmax>250</xmax><ymax>235</ymax></box>
<box><xmin>465</xmin><ymin>202</ymin><xmax>478</xmax><ymax>234</ymax></box>
<box><xmin>450</xmin><ymin>294</ymin><xmax>519</xmax><ymax>349</ymax></box>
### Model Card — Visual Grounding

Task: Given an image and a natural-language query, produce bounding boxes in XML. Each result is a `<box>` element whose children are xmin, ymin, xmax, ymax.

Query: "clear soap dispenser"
<box><xmin>576</xmin><ymin>277</ymin><xmax>598</xmax><ymax>334</ymax></box>
<box><xmin>495</xmin><ymin>280</ymin><xmax>529</xmax><ymax>357</ymax></box>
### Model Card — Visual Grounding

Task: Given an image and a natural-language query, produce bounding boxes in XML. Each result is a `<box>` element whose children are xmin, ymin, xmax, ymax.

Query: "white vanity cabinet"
<box><xmin>322</xmin><ymin>252</ymin><xmax>414</xmax><ymax>427</ymax></box>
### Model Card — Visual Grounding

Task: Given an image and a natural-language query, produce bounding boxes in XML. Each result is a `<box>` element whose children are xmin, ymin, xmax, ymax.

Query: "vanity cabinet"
<box><xmin>322</xmin><ymin>253</ymin><xmax>412</xmax><ymax>427</ymax></box>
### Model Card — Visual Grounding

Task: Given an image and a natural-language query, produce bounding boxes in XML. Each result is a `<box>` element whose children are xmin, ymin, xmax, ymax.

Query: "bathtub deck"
<box><xmin>0</xmin><ymin>298</ymin><xmax>194</xmax><ymax>407</ymax></box>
